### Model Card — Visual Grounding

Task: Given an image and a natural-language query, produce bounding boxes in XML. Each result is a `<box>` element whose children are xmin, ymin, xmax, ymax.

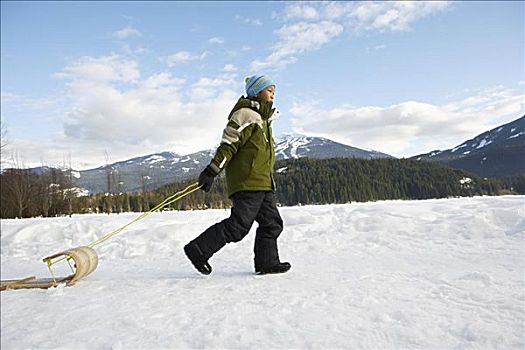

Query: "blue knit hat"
<box><xmin>245</xmin><ymin>75</ymin><xmax>275</xmax><ymax>97</ymax></box>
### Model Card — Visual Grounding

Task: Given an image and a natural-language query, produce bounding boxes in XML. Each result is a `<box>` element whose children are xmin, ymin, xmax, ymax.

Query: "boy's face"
<box><xmin>256</xmin><ymin>85</ymin><xmax>275</xmax><ymax>102</ymax></box>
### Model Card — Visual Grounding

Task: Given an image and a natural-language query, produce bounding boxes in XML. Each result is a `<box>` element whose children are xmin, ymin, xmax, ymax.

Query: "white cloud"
<box><xmin>347</xmin><ymin>1</ymin><xmax>451</xmax><ymax>32</ymax></box>
<box><xmin>166</xmin><ymin>51</ymin><xmax>209</xmax><ymax>67</ymax></box>
<box><xmin>1</xmin><ymin>92</ymin><xmax>18</xmax><ymax>103</ymax></box>
<box><xmin>53</xmin><ymin>55</ymin><xmax>140</xmax><ymax>83</ymax></box>
<box><xmin>209</xmin><ymin>37</ymin><xmax>225</xmax><ymax>44</ymax></box>
<box><xmin>251</xmin><ymin>21</ymin><xmax>343</xmax><ymax>71</ymax></box>
<box><xmin>60</xmin><ymin>66</ymin><xmax>236</xmax><ymax>152</ymax></box>
<box><xmin>283</xmin><ymin>4</ymin><xmax>319</xmax><ymax>20</ymax></box>
<box><xmin>235</xmin><ymin>15</ymin><xmax>263</xmax><ymax>26</ymax></box>
<box><xmin>2</xmin><ymin>55</ymin><xmax>244</xmax><ymax>169</ymax></box>
<box><xmin>223</xmin><ymin>64</ymin><xmax>238</xmax><ymax>73</ymax></box>
<box><xmin>365</xmin><ymin>44</ymin><xmax>387</xmax><ymax>53</ymax></box>
<box><xmin>1</xmin><ymin>91</ymin><xmax>58</xmax><ymax>110</ymax></box>
<box><xmin>113</xmin><ymin>26</ymin><xmax>142</xmax><ymax>39</ymax></box>
<box><xmin>252</xmin><ymin>1</ymin><xmax>451</xmax><ymax>71</ymax></box>
<box><xmin>291</xmin><ymin>85</ymin><xmax>524</xmax><ymax>157</ymax></box>
<box><xmin>189</xmin><ymin>76</ymin><xmax>238</xmax><ymax>100</ymax></box>
<box><xmin>321</xmin><ymin>2</ymin><xmax>353</xmax><ymax>21</ymax></box>
<box><xmin>121</xmin><ymin>43</ymin><xmax>149</xmax><ymax>56</ymax></box>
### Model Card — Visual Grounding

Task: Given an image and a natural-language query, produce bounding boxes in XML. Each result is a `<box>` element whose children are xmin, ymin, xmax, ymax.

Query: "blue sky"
<box><xmin>1</xmin><ymin>1</ymin><xmax>524</xmax><ymax>169</ymax></box>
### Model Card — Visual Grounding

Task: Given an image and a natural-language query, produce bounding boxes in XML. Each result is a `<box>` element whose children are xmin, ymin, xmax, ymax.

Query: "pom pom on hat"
<box><xmin>245</xmin><ymin>75</ymin><xmax>275</xmax><ymax>97</ymax></box>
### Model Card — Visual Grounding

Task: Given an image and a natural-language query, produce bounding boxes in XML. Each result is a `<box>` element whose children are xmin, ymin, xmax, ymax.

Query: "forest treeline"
<box><xmin>1</xmin><ymin>157</ymin><xmax>524</xmax><ymax>219</ymax></box>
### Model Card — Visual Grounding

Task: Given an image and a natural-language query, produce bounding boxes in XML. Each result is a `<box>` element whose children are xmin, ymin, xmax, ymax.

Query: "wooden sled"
<box><xmin>1</xmin><ymin>246</ymin><xmax>99</xmax><ymax>291</ymax></box>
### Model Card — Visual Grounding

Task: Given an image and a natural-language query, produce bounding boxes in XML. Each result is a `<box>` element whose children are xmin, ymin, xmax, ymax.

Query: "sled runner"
<box><xmin>1</xmin><ymin>276</ymin><xmax>70</xmax><ymax>290</ymax></box>
<box><xmin>1</xmin><ymin>246</ymin><xmax>98</xmax><ymax>291</ymax></box>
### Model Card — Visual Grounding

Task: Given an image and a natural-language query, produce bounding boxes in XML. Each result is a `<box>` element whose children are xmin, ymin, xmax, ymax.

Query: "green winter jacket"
<box><xmin>208</xmin><ymin>96</ymin><xmax>279</xmax><ymax>197</ymax></box>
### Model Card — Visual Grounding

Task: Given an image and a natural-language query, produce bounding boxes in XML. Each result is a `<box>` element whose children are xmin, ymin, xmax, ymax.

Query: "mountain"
<box><xmin>74</xmin><ymin>135</ymin><xmax>392</xmax><ymax>194</ymax></box>
<box><xmin>275</xmin><ymin>134</ymin><xmax>391</xmax><ymax>160</ymax></box>
<box><xmin>76</xmin><ymin>150</ymin><xmax>215</xmax><ymax>193</ymax></box>
<box><xmin>411</xmin><ymin>115</ymin><xmax>525</xmax><ymax>177</ymax></box>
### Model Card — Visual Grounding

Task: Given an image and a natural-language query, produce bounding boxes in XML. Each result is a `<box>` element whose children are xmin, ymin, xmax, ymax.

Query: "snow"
<box><xmin>508</xmin><ymin>131</ymin><xmax>524</xmax><ymax>139</ymax></box>
<box><xmin>275</xmin><ymin>135</ymin><xmax>312</xmax><ymax>159</ymax></box>
<box><xmin>1</xmin><ymin>196</ymin><xmax>524</xmax><ymax>349</ymax></box>
<box><xmin>451</xmin><ymin>143</ymin><xmax>467</xmax><ymax>153</ymax></box>
<box><xmin>475</xmin><ymin>138</ymin><xmax>492</xmax><ymax>149</ymax></box>
<box><xmin>459</xmin><ymin>177</ymin><xmax>472</xmax><ymax>188</ymax></box>
<box><xmin>70</xmin><ymin>187</ymin><xmax>90</xmax><ymax>197</ymax></box>
<box><xmin>143</xmin><ymin>155</ymin><xmax>166</xmax><ymax>165</ymax></box>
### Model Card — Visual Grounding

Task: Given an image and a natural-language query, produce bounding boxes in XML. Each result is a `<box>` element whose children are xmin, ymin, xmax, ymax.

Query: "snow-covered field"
<box><xmin>1</xmin><ymin>196</ymin><xmax>524</xmax><ymax>349</ymax></box>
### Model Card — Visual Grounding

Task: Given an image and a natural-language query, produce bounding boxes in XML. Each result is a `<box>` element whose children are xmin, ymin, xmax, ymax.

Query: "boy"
<box><xmin>184</xmin><ymin>75</ymin><xmax>291</xmax><ymax>276</ymax></box>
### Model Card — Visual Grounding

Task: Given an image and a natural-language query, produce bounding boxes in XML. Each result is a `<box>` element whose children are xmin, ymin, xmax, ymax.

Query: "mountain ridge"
<box><xmin>15</xmin><ymin>115</ymin><xmax>524</xmax><ymax>193</ymax></box>
<box><xmin>73</xmin><ymin>135</ymin><xmax>392</xmax><ymax>193</ymax></box>
<box><xmin>411</xmin><ymin>115</ymin><xmax>524</xmax><ymax>177</ymax></box>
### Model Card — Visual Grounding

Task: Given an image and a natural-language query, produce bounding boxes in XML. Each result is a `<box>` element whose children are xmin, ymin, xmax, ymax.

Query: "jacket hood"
<box><xmin>228</xmin><ymin>96</ymin><xmax>274</xmax><ymax>120</ymax></box>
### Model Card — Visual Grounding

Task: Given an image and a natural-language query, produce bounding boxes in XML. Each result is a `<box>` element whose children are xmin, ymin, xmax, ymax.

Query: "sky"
<box><xmin>1</xmin><ymin>1</ymin><xmax>524</xmax><ymax>170</ymax></box>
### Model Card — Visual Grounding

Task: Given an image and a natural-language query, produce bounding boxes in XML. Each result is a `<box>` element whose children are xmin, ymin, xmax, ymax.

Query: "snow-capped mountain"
<box><xmin>76</xmin><ymin>150</ymin><xmax>215</xmax><ymax>193</ymax></box>
<box><xmin>412</xmin><ymin>115</ymin><xmax>524</xmax><ymax>177</ymax></box>
<box><xmin>74</xmin><ymin>135</ymin><xmax>393</xmax><ymax>193</ymax></box>
<box><xmin>275</xmin><ymin>134</ymin><xmax>391</xmax><ymax>160</ymax></box>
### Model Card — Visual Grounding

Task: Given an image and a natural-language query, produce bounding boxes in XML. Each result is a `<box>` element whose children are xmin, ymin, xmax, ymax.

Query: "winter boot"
<box><xmin>184</xmin><ymin>242</ymin><xmax>212</xmax><ymax>275</ymax></box>
<box><xmin>255</xmin><ymin>262</ymin><xmax>291</xmax><ymax>275</ymax></box>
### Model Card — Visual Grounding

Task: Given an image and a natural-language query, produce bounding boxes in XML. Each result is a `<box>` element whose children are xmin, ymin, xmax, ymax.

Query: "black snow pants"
<box><xmin>188</xmin><ymin>191</ymin><xmax>283</xmax><ymax>269</ymax></box>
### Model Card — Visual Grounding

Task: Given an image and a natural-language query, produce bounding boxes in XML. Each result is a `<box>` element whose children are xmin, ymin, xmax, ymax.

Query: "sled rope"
<box><xmin>46</xmin><ymin>182</ymin><xmax>201</xmax><ymax>268</ymax></box>
<box><xmin>87</xmin><ymin>182</ymin><xmax>201</xmax><ymax>248</ymax></box>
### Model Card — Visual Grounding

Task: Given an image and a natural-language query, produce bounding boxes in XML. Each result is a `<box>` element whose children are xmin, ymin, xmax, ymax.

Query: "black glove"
<box><xmin>198</xmin><ymin>165</ymin><xmax>216</xmax><ymax>193</ymax></box>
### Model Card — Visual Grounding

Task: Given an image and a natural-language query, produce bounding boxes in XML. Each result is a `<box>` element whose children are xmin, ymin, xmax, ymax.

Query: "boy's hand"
<box><xmin>198</xmin><ymin>165</ymin><xmax>216</xmax><ymax>192</ymax></box>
